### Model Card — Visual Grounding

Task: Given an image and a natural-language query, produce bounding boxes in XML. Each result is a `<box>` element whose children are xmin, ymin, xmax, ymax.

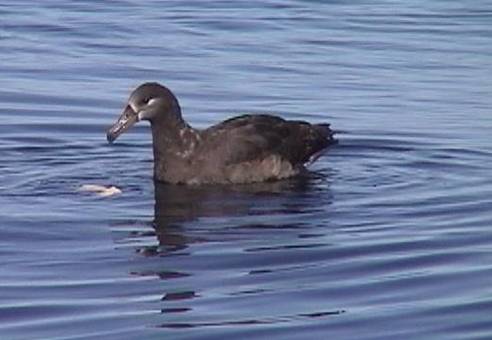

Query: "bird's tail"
<box><xmin>315</xmin><ymin>123</ymin><xmax>337</xmax><ymax>143</ymax></box>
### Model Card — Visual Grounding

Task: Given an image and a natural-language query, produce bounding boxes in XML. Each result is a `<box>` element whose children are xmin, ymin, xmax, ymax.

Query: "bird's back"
<box><xmin>191</xmin><ymin>114</ymin><xmax>335</xmax><ymax>184</ymax></box>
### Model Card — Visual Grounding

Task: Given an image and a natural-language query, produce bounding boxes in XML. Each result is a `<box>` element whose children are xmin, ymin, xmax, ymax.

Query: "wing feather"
<box><xmin>199</xmin><ymin>114</ymin><xmax>334</xmax><ymax>166</ymax></box>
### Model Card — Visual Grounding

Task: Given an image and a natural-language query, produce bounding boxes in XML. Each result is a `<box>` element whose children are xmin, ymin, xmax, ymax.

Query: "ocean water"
<box><xmin>1</xmin><ymin>1</ymin><xmax>492</xmax><ymax>339</ymax></box>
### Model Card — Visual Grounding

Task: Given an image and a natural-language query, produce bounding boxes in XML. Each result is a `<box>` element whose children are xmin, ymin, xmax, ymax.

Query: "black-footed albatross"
<box><xmin>107</xmin><ymin>82</ymin><xmax>336</xmax><ymax>184</ymax></box>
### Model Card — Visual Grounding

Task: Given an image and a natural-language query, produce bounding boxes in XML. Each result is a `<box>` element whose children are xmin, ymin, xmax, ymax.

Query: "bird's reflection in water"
<box><xmin>125</xmin><ymin>172</ymin><xmax>335</xmax><ymax>323</ymax></box>
<box><xmin>139</xmin><ymin>171</ymin><xmax>331</xmax><ymax>256</ymax></box>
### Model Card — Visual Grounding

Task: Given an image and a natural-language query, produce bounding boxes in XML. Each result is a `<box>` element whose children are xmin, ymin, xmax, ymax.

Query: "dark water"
<box><xmin>1</xmin><ymin>1</ymin><xmax>492</xmax><ymax>339</ymax></box>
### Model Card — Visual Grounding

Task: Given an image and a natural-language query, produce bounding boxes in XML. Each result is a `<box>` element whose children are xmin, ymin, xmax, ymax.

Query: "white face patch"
<box><xmin>137</xmin><ymin>110</ymin><xmax>148</xmax><ymax>121</ymax></box>
<box><xmin>137</xmin><ymin>98</ymin><xmax>158</xmax><ymax>121</ymax></box>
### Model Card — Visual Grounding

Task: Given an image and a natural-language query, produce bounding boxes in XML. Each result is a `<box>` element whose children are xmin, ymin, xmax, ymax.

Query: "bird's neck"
<box><xmin>149</xmin><ymin>111</ymin><xmax>199</xmax><ymax>183</ymax></box>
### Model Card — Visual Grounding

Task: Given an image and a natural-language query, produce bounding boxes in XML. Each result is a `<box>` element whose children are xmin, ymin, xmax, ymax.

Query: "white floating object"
<box><xmin>79</xmin><ymin>184</ymin><xmax>122</xmax><ymax>197</ymax></box>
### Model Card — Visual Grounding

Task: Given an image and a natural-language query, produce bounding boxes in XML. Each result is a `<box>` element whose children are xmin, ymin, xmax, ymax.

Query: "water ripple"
<box><xmin>2</xmin><ymin>1</ymin><xmax>492</xmax><ymax>339</ymax></box>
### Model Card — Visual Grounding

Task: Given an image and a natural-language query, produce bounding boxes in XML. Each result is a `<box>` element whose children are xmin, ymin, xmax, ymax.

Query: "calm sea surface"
<box><xmin>1</xmin><ymin>1</ymin><xmax>492</xmax><ymax>339</ymax></box>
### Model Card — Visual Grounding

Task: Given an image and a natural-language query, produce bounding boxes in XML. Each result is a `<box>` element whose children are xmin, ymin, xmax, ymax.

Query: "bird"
<box><xmin>107</xmin><ymin>82</ymin><xmax>336</xmax><ymax>185</ymax></box>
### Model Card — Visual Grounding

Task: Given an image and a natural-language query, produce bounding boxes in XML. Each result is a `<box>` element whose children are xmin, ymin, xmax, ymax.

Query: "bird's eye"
<box><xmin>143</xmin><ymin>97</ymin><xmax>152</xmax><ymax>104</ymax></box>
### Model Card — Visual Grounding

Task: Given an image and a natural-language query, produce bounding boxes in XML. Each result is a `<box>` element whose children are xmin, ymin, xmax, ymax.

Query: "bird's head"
<box><xmin>107</xmin><ymin>82</ymin><xmax>181</xmax><ymax>143</ymax></box>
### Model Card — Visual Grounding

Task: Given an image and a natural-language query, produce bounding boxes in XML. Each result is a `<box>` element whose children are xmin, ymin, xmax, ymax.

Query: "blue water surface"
<box><xmin>1</xmin><ymin>1</ymin><xmax>492</xmax><ymax>339</ymax></box>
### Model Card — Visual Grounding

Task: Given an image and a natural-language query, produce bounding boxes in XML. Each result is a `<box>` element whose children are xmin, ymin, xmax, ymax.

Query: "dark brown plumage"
<box><xmin>107</xmin><ymin>82</ymin><xmax>335</xmax><ymax>184</ymax></box>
